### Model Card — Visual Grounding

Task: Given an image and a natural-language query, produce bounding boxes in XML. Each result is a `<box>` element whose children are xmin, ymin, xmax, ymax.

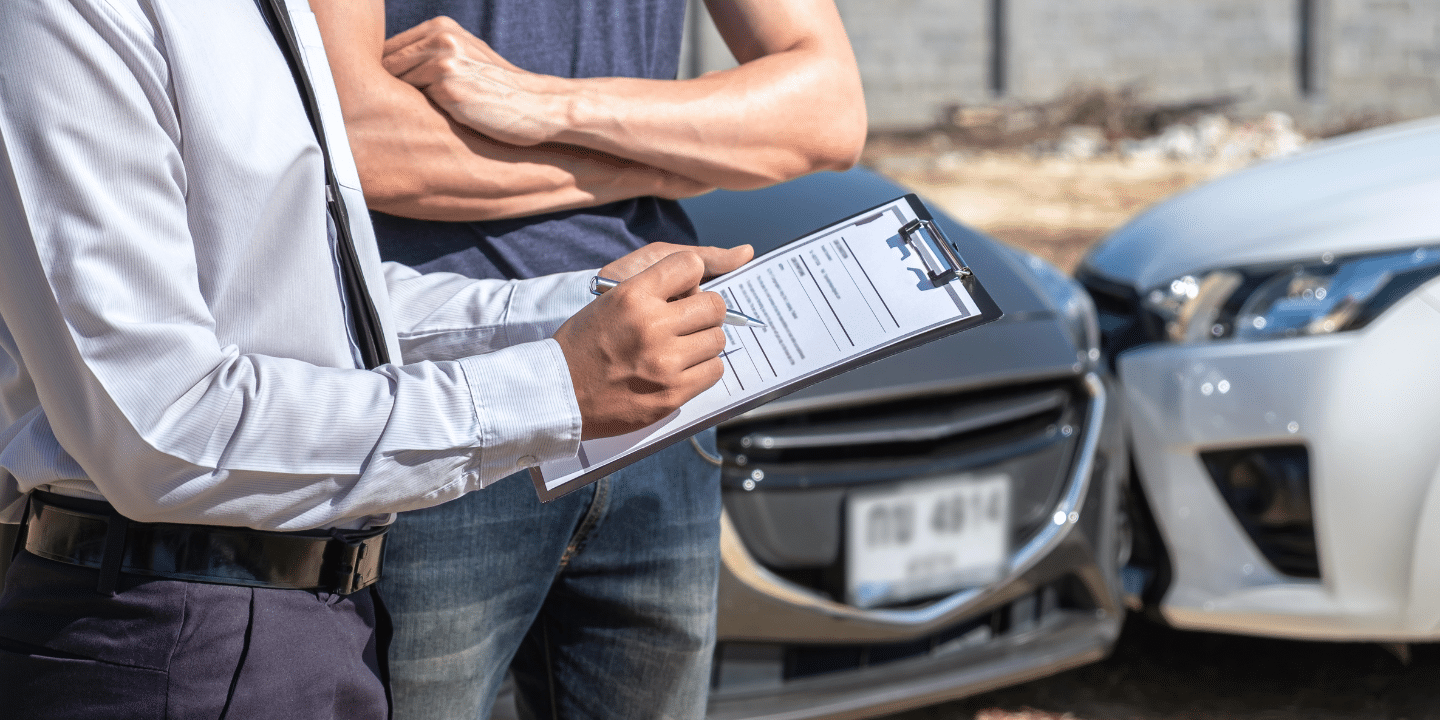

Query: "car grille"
<box><xmin>717</xmin><ymin>378</ymin><xmax>1087</xmax><ymax>605</ymax></box>
<box><xmin>1076</xmin><ymin>270</ymin><xmax>1154</xmax><ymax>371</ymax></box>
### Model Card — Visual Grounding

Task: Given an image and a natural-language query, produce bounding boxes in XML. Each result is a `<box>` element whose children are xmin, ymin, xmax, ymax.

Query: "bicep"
<box><xmin>310</xmin><ymin>0</ymin><xmax>388</xmax><ymax>91</ymax></box>
<box><xmin>309</xmin><ymin>0</ymin><xmax>453</xmax><ymax>160</ymax></box>
<box><xmin>703</xmin><ymin>0</ymin><xmax>852</xmax><ymax>62</ymax></box>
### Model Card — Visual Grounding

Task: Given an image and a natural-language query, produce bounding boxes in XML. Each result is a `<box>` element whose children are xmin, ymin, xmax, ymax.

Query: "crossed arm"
<box><xmin>312</xmin><ymin>0</ymin><xmax>867</xmax><ymax>223</ymax></box>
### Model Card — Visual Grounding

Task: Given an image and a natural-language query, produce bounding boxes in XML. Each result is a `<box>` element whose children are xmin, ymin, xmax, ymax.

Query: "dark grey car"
<box><xmin>678</xmin><ymin>168</ymin><xmax>1130</xmax><ymax>719</ymax></box>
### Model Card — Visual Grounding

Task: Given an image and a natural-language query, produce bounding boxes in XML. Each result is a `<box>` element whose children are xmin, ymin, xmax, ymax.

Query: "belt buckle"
<box><xmin>330</xmin><ymin>530</ymin><xmax>386</xmax><ymax>595</ymax></box>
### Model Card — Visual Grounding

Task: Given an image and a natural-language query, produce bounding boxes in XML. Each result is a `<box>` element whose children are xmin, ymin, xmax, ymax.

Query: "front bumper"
<box><xmin>707</xmin><ymin>373</ymin><xmax>1126</xmax><ymax>720</ymax></box>
<box><xmin>1117</xmin><ymin>283</ymin><xmax>1440</xmax><ymax>640</ymax></box>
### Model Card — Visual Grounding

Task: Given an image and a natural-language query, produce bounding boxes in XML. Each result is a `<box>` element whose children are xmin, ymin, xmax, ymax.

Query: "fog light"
<box><xmin>1200</xmin><ymin>445</ymin><xmax>1318</xmax><ymax>578</ymax></box>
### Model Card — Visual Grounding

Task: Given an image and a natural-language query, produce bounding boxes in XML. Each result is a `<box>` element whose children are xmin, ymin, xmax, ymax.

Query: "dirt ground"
<box><xmin>864</xmin><ymin>147</ymin><xmax>1440</xmax><ymax>720</ymax></box>
<box><xmin>865</xmin><ymin>149</ymin><xmax>1241</xmax><ymax>272</ymax></box>
<box><xmin>885</xmin><ymin>613</ymin><xmax>1440</xmax><ymax>720</ymax></box>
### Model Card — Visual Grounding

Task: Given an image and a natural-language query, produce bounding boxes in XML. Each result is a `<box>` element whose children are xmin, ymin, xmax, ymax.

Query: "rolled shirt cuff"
<box><xmin>458</xmin><ymin>338</ymin><xmax>582</xmax><ymax>485</ymax></box>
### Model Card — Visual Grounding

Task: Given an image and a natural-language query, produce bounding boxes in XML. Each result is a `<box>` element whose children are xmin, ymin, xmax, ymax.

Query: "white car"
<box><xmin>1076</xmin><ymin>116</ymin><xmax>1440</xmax><ymax>641</ymax></box>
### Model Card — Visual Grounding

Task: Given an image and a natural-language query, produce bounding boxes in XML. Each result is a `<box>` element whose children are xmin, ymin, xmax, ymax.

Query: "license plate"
<box><xmin>846</xmin><ymin>474</ymin><xmax>1010</xmax><ymax>609</ymax></box>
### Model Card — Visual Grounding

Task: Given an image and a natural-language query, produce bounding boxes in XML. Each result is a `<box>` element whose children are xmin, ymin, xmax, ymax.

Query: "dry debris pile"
<box><xmin>1046</xmin><ymin>111</ymin><xmax>1306</xmax><ymax>162</ymax></box>
<box><xmin>925</xmin><ymin>87</ymin><xmax>1311</xmax><ymax>163</ymax></box>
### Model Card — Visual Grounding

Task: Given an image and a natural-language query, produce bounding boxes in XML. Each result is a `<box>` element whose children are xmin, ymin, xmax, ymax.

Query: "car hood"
<box><xmin>680</xmin><ymin>168</ymin><xmax>1081</xmax><ymax>414</ymax></box>
<box><xmin>1081</xmin><ymin>116</ymin><xmax>1440</xmax><ymax>291</ymax></box>
<box><xmin>680</xmin><ymin>168</ymin><xmax>1055</xmax><ymax>317</ymax></box>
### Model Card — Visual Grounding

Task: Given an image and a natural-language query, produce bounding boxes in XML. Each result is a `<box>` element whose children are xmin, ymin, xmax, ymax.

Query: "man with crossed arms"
<box><xmin>314</xmin><ymin>1</ymin><xmax>866</xmax><ymax>717</ymax></box>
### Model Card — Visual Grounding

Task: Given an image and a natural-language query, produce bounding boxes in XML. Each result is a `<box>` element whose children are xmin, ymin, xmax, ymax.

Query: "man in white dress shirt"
<box><xmin>0</xmin><ymin>0</ymin><xmax>749</xmax><ymax>717</ymax></box>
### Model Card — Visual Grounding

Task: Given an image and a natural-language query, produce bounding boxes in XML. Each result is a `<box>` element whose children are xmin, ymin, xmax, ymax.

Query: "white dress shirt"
<box><xmin>0</xmin><ymin>0</ymin><xmax>589</xmax><ymax>530</ymax></box>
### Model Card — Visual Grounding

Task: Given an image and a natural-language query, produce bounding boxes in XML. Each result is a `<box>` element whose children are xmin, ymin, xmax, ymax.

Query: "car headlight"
<box><xmin>1143</xmin><ymin>245</ymin><xmax>1440</xmax><ymax>343</ymax></box>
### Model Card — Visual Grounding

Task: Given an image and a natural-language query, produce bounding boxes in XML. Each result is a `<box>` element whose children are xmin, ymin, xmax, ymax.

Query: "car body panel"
<box><xmin>706</xmin><ymin>612</ymin><xmax>1110</xmax><ymax>720</ymax></box>
<box><xmin>737</xmin><ymin>317</ymin><xmax>1083</xmax><ymax>423</ymax></box>
<box><xmin>1086</xmin><ymin>115</ymin><xmax>1440</xmax><ymax>291</ymax></box>
<box><xmin>1081</xmin><ymin>117</ymin><xmax>1440</xmax><ymax>642</ymax></box>
<box><xmin>1120</xmin><ymin>285</ymin><xmax>1440</xmax><ymax>639</ymax></box>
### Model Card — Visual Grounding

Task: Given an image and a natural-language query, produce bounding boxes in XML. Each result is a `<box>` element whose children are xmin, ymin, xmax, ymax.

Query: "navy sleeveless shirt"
<box><xmin>372</xmin><ymin>0</ymin><xmax>696</xmax><ymax>280</ymax></box>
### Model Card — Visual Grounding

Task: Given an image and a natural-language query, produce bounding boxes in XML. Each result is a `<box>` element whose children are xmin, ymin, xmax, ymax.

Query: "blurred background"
<box><xmin>683</xmin><ymin>0</ymin><xmax>1438</xmax><ymax>273</ymax></box>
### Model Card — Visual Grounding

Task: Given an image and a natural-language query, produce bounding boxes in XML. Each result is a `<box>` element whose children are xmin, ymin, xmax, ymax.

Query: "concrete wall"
<box><xmin>680</xmin><ymin>0</ymin><xmax>1440</xmax><ymax>131</ymax></box>
<box><xmin>1007</xmin><ymin>1</ymin><xmax>1297</xmax><ymax>105</ymax></box>
<box><xmin>831</xmin><ymin>0</ymin><xmax>991</xmax><ymax>127</ymax></box>
<box><xmin>1326</xmin><ymin>0</ymin><xmax>1440</xmax><ymax>121</ymax></box>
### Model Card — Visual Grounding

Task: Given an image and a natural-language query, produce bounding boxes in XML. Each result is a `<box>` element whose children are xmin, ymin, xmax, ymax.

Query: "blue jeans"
<box><xmin>381</xmin><ymin>432</ymin><xmax>722</xmax><ymax>720</ymax></box>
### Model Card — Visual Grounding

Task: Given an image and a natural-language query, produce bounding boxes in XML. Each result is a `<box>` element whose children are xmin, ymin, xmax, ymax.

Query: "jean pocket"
<box><xmin>690</xmin><ymin>427</ymin><xmax>723</xmax><ymax>466</ymax></box>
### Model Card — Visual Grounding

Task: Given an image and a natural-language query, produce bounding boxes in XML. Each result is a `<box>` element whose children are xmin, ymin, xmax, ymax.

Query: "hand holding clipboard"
<box><xmin>532</xmin><ymin>195</ymin><xmax>1003</xmax><ymax>501</ymax></box>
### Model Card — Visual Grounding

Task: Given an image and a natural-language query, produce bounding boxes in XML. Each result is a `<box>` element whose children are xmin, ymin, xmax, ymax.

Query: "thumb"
<box><xmin>693</xmin><ymin>244</ymin><xmax>755</xmax><ymax>279</ymax></box>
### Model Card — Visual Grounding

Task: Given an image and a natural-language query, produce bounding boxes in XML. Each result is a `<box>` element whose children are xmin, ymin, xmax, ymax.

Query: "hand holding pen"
<box><xmin>589</xmin><ymin>276</ymin><xmax>766</xmax><ymax>328</ymax></box>
<box><xmin>552</xmin><ymin>245</ymin><xmax>755</xmax><ymax>439</ymax></box>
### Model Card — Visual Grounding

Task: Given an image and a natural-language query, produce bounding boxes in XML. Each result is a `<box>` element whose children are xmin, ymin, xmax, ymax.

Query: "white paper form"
<box><xmin>533</xmin><ymin>196</ymin><xmax>989</xmax><ymax>499</ymax></box>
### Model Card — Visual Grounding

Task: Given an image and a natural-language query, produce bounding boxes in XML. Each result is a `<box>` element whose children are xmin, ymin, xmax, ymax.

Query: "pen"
<box><xmin>589</xmin><ymin>276</ymin><xmax>767</xmax><ymax>328</ymax></box>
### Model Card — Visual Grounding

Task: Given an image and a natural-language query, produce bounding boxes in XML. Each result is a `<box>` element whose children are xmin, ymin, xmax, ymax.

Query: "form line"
<box><xmin>834</xmin><ymin>239</ymin><xmax>886</xmax><ymax>331</ymax></box>
<box><xmin>724</xmin><ymin>288</ymin><xmax>776</xmax><ymax>378</ymax></box>
<box><xmin>840</xmin><ymin>236</ymin><xmax>899</xmax><ymax>328</ymax></box>
<box><xmin>799</xmin><ymin>257</ymin><xmax>852</xmax><ymax>347</ymax></box>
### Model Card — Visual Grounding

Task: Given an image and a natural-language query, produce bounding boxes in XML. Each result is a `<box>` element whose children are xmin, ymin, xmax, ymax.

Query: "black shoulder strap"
<box><xmin>255</xmin><ymin>0</ymin><xmax>390</xmax><ymax>369</ymax></box>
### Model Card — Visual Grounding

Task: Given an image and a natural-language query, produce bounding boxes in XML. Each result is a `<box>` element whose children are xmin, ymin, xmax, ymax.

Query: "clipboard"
<box><xmin>531</xmin><ymin>194</ymin><xmax>1003</xmax><ymax>501</ymax></box>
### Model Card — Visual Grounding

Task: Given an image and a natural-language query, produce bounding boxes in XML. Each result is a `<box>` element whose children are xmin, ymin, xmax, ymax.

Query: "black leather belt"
<box><xmin>20</xmin><ymin>491</ymin><xmax>386</xmax><ymax>596</ymax></box>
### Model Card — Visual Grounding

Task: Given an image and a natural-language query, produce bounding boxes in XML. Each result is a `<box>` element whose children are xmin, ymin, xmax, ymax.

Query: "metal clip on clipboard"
<box><xmin>900</xmin><ymin>218</ymin><xmax>972</xmax><ymax>287</ymax></box>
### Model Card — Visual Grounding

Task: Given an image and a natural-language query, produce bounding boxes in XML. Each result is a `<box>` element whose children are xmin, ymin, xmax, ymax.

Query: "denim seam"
<box><xmin>557</xmin><ymin>477</ymin><xmax>610</xmax><ymax>571</ymax></box>
<box><xmin>541</xmin><ymin>620</ymin><xmax>559</xmax><ymax>720</ymax></box>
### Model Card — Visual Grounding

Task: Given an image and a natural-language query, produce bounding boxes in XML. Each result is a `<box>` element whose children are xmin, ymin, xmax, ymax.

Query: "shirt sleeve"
<box><xmin>381</xmin><ymin>262</ymin><xmax>593</xmax><ymax>363</ymax></box>
<box><xmin>0</xmin><ymin>0</ymin><xmax>583</xmax><ymax>530</ymax></box>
